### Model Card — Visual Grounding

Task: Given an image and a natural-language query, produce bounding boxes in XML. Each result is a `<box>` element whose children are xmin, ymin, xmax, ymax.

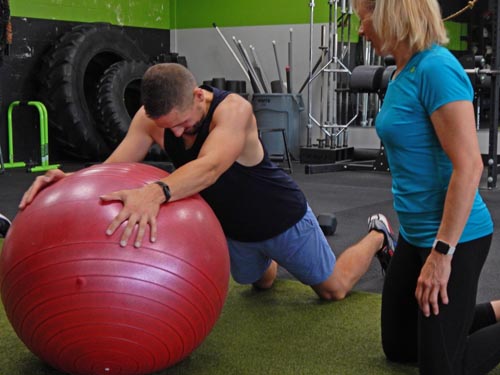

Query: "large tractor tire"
<box><xmin>96</xmin><ymin>60</ymin><xmax>166</xmax><ymax>160</ymax></box>
<box><xmin>38</xmin><ymin>23</ymin><xmax>148</xmax><ymax>161</ymax></box>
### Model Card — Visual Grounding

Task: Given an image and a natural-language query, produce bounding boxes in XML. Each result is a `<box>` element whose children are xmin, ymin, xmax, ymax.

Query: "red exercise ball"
<box><xmin>0</xmin><ymin>163</ymin><xmax>230</xmax><ymax>375</ymax></box>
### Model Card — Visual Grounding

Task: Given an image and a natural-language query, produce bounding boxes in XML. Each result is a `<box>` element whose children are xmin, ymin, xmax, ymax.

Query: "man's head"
<box><xmin>141</xmin><ymin>63</ymin><xmax>207</xmax><ymax>137</ymax></box>
<box><xmin>141</xmin><ymin>63</ymin><xmax>198</xmax><ymax>119</ymax></box>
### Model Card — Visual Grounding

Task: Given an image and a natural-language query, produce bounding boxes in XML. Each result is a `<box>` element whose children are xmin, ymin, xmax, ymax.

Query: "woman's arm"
<box><xmin>415</xmin><ymin>100</ymin><xmax>483</xmax><ymax>317</ymax></box>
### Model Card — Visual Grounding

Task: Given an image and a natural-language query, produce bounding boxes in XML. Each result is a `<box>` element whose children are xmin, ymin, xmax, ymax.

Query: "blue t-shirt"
<box><xmin>376</xmin><ymin>45</ymin><xmax>493</xmax><ymax>247</ymax></box>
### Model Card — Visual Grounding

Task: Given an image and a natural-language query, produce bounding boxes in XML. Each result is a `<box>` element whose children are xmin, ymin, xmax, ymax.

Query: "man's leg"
<box><xmin>312</xmin><ymin>214</ymin><xmax>395</xmax><ymax>300</ymax></box>
<box><xmin>226</xmin><ymin>239</ymin><xmax>277</xmax><ymax>288</ymax></box>
<box><xmin>253</xmin><ymin>260</ymin><xmax>278</xmax><ymax>290</ymax></box>
<box><xmin>312</xmin><ymin>230</ymin><xmax>383</xmax><ymax>300</ymax></box>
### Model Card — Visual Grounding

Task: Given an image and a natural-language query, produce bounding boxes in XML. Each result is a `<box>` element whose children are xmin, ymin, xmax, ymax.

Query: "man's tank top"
<box><xmin>163</xmin><ymin>85</ymin><xmax>307</xmax><ymax>242</ymax></box>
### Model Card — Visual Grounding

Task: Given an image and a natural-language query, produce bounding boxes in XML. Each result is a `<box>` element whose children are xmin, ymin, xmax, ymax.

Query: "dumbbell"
<box><xmin>317</xmin><ymin>213</ymin><xmax>337</xmax><ymax>236</ymax></box>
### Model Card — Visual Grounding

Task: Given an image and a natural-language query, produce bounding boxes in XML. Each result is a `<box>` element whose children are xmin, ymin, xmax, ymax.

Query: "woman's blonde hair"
<box><xmin>352</xmin><ymin>0</ymin><xmax>449</xmax><ymax>53</ymax></box>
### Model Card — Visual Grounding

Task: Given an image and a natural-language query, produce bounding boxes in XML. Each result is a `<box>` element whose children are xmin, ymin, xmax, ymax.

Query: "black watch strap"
<box><xmin>154</xmin><ymin>181</ymin><xmax>171</xmax><ymax>203</ymax></box>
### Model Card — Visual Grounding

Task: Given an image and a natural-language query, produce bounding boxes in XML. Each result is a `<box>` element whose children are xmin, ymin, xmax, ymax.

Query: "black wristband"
<box><xmin>153</xmin><ymin>181</ymin><xmax>171</xmax><ymax>203</ymax></box>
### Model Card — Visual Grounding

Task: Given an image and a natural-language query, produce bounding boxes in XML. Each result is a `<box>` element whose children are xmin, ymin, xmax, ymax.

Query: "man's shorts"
<box><xmin>226</xmin><ymin>205</ymin><xmax>336</xmax><ymax>285</ymax></box>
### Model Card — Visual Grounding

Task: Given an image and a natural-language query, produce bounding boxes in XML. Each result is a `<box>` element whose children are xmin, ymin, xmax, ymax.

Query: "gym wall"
<box><xmin>171</xmin><ymin>1</ymin><xmax>470</xmax><ymax>151</ymax></box>
<box><xmin>11</xmin><ymin>0</ymin><xmax>171</xmax><ymax>29</ymax></box>
<box><xmin>0</xmin><ymin>1</ymin><xmax>486</xmax><ymax>164</ymax></box>
<box><xmin>0</xmin><ymin>0</ymin><xmax>171</xmax><ymax>164</ymax></box>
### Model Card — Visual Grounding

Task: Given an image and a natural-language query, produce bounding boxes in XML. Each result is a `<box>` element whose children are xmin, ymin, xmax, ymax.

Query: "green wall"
<box><xmin>11</xmin><ymin>0</ymin><xmax>171</xmax><ymax>29</ymax></box>
<box><xmin>172</xmin><ymin>0</ymin><xmax>334</xmax><ymax>29</ymax></box>
<box><xmin>172</xmin><ymin>0</ymin><xmax>465</xmax><ymax>50</ymax></box>
<box><xmin>9</xmin><ymin>0</ymin><xmax>467</xmax><ymax>50</ymax></box>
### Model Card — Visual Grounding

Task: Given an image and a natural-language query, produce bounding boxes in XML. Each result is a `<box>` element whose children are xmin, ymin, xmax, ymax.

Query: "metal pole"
<box><xmin>332</xmin><ymin>1</ymin><xmax>341</xmax><ymax>147</ymax></box>
<box><xmin>307</xmin><ymin>0</ymin><xmax>315</xmax><ymax>147</ymax></box>
<box><xmin>234</xmin><ymin>38</ymin><xmax>265</xmax><ymax>94</ymax></box>
<box><xmin>326</xmin><ymin>0</ymin><xmax>334</xmax><ymax>141</ymax></box>
<box><xmin>344</xmin><ymin>0</ymin><xmax>353</xmax><ymax>147</ymax></box>
<box><xmin>338</xmin><ymin>0</ymin><xmax>347</xmax><ymax>128</ymax></box>
<box><xmin>249</xmin><ymin>45</ymin><xmax>270</xmax><ymax>93</ymax></box>
<box><xmin>487</xmin><ymin>0</ymin><xmax>500</xmax><ymax>189</ymax></box>
<box><xmin>360</xmin><ymin>40</ymin><xmax>371</xmax><ymax>127</ymax></box>
<box><xmin>272</xmin><ymin>40</ymin><xmax>286</xmax><ymax>92</ymax></box>
<box><xmin>344</xmin><ymin>0</ymin><xmax>353</xmax><ymax>136</ymax></box>
<box><xmin>212</xmin><ymin>23</ymin><xmax>251</xmax><ymax>81</ymax></box>
<box><xmin>319</xmin><ymin>25</ymin><xmax>328</xmax><ymax>147</ymax></box>
<box><xmin>287</xmin><ymin>28</ymin><xmax>294</xmax><ymax>93</ymax></box>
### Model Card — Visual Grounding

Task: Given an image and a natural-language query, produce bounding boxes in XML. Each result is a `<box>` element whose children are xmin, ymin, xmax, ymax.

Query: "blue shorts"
<box><xmin>226</xmin><ymin>205</ymin><xmax>336</xmax><ymax>285</ymax></box>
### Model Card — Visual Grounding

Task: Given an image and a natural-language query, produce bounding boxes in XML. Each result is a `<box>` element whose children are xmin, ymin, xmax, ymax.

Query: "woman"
<box><xmin>352</xmin><ymin>0</ymin><xmax>500</xmax><ymax>373</ymax></box>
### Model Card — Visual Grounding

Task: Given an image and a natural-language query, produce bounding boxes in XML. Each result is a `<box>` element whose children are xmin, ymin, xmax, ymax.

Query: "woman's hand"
<box><xmin>415</xmin><ymin>251</ymin><xmax>452</xmax><ymax>317</ymax></box>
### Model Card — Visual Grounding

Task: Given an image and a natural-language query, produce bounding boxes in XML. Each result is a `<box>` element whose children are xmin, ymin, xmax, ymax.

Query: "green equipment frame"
<box><xmin>4</xmin><ymin>101</ymin><xmax>60</xmax><ymax>173</ymax></box>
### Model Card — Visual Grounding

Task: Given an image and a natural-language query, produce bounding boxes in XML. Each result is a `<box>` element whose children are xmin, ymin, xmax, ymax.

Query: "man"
<box><xmin>21</xmin><ymin>63</ymin><xmax>395</xmax><ymax>300</ymax></box>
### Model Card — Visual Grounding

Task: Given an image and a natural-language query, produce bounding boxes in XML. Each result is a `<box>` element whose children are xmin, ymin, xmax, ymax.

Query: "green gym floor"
<box><xmin>1</xmin><ymin>162</ymin><xmax>499</xmax><ymax>374</ymax></box>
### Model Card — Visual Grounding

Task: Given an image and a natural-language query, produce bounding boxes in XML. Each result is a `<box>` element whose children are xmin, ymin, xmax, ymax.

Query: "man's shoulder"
<box><xmin>219</xmin><ymin>92</ymin><xmax>251</xmax><ymax>110</ymax></box>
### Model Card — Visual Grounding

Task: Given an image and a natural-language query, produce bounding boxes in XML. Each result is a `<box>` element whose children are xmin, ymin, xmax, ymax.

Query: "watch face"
<box><xmin>435</xmin><ymin>240</ymin><xmax>450</xmax><ymax>254</ymax></box>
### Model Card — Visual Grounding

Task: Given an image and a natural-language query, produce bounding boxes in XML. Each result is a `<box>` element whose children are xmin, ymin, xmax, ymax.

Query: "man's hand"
<box><xmin>415</xmin><ymin>250</ymin><xmax>452</xmax><ymax>317</ymax></box>
<box><xmin>19</xmin><ymin>169</ymin><xmax>67</xmax><ymax>209</ymax></box>
<box><xmin>100</xmin><ymin>184</ymin><xmax>164</xmax><ymax>248</ymax></box>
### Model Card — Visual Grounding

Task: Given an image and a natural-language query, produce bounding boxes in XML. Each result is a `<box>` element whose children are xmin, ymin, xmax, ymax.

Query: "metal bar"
<box><xmin>307</xmin><ymin>0</ymin><xmax>315</xmax><ymax>147</ymax></box>
<box><xmin>325</xmin><ymin>0</ymin><xmax>334</xmax><ymax>127</ymax></box>
<box><xmin>0</xmin><ymin>135</ymin><xmax>4</xmax><ymax>173</ymax></box>
<box><xmin>339</xmin><ymin>0</ymin><xmax>347</xmax><ymax>125</ymax></box>
<box><xmin>5</xmin><ymin>102</ymin><xmax>26</xmax><ymax>168</ymax></box>
<box><xmin>299</xmin><ymin>55</ymin><xmax>323</xmax><ymax>94</ymax></box>
<box><xmin>272</xmin><ymin>40</ymin><xmax>285</xmax><ymax>93</ymax></box>
<box><xmin>249</xmin><ymin>45</ymin><xmax>270</xmax><ymax>93</ymax></box>
<box><xmin>487</xmin><ymin>0</ymin><xmax>500</xmax><ymax>189</ymax></box>
<box><xmin>331</xmin><ymin>0</ymin><xmax>339</xmax><ymax>129</ymax></box>
<box><xmin>345</xmin><ymin>1</ymin><xmax>353</xmax><ymax>135</ymax></box>
<box><xmin>233</xmin><ymin>37</ymin><xmax>264</xmax><ymax>93</ymax></box>
<box><xmin>464</xmin><ymin>68</ymin><xmax>500</xmax><ymax>75</ymax></box>
<box><xmin>212</xmin><ymin>23</ymin><xmax>251</xmax><ymax>81</ymax></box>
<box><xmin>288</xmin><ymin>28</ymin><xmax>294</xmax><ymax>93</ymax></box>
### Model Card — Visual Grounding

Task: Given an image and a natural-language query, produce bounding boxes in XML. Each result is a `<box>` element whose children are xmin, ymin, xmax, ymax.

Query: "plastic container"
<box><xmin>252</xmin><ymin>93</ymin><xmax>304</xmax><ymax>159</ymax></box>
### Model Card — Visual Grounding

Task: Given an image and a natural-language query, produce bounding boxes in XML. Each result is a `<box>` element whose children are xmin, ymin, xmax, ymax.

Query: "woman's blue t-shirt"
<box><xmin>376</xmin><ymin>44</ymin><xmax>493</xmax><ymax>247</ymax></box>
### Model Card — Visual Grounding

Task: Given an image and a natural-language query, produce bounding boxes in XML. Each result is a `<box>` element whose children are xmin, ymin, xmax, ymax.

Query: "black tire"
<box><xmin>96</xmin><ymin>60</ymin><xmax>149</xmax><ymax>145</ymax></box>
<box><xmin>96</xmin><ymin>60</ymin><xmax>166</xmax><ymax>160</ymax></box>
<box><xmin>38</xmin><ymin>23</ymin><xmax>148</xmax><ymax>160</ymax></box>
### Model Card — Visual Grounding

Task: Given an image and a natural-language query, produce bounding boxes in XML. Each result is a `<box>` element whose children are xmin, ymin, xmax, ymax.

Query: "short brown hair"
<box><xmin>141</xmin><ymin>63</ymin><xmax>197</xmax><ymax>118</ymax></box>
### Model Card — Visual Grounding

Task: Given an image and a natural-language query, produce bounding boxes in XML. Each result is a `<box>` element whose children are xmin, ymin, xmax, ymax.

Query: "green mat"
<box><xmin>0</xmin><ymin>237</ymin><xmax>498</xmax><ymax>375</ymax></box>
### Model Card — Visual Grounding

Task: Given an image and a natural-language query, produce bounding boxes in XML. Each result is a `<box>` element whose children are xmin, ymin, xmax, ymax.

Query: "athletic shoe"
<box><xmin>0</xmin><ymin>213</ymin><xmax>11</xmax><ymax>238</ymax></box>
<box><xmin>367</xmin><ymin>213</ymin><xmax>396</xmax><ymax>274</ymax></box>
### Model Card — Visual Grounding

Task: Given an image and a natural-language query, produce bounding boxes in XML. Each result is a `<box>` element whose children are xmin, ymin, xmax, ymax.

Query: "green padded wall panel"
<box><xmin>172</xmin><ymin>0</ymin><xmax>332</xmax><ymax>29</ymax></box>
<box><xmin>11</xmin><ymin>0</ymin><xmax>170</xmax><ymax>29</ymax></box>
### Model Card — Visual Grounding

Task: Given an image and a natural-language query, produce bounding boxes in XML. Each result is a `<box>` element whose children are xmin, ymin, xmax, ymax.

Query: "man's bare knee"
<box><xmin>252</xmin><ymin>278</ymin><xmax>274</xmax><ymax>290</ymax></box>
<box><xmin>312</xmin><ymin>281</ymin><xmax>348</xmax><ymax>301</ymax></box>
<box><xmin>252</xmin><ymin>260</ymin><xmax>277</xmax><ymax>290</ymax></box>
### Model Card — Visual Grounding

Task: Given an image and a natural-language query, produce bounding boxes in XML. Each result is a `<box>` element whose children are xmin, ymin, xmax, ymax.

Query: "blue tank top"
<box><xmin>163</xmin><ymin>85</ymin><xmax>307</xmax><ymax>242</ymax></box>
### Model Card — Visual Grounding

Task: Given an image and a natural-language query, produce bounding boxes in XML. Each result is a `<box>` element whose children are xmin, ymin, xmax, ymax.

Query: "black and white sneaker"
<box><xmin>367</xmin><ymin>213</ymin><xmax>396</xmax><ymax>274</ymax></box>
<box><xmin>0</xmin><ymin>213</ymin><xmax>12</xmax><ymax>238</ymax></box>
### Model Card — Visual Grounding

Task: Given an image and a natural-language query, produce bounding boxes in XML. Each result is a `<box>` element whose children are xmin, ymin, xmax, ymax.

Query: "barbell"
<box><xmin>349</xmin><ymin>64</ymin><xmax>500</xmax><ymax>94</ymax></box>
<box><xmin>464</xmin><ymin>68</ymin><xmax>500</xmax><ymax>76</ymax></box>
